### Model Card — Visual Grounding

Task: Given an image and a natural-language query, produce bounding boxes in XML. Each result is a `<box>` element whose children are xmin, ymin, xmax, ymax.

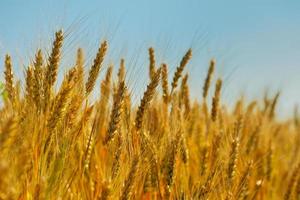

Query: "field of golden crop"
<box><xmin>0</xmin><ymin>30</ymin><xmax>299</xmax><ymax>200</ymax></box>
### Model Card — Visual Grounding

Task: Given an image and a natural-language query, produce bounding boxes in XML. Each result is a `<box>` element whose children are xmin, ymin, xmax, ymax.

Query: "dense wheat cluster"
<box><xmin>0</xmin><ymin>30</ymin><xmax>299</xmax><ymax>200</ymax></box>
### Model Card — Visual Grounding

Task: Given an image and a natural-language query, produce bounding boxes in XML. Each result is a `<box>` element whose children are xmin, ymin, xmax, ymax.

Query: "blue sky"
<box><xmin>0</xmin><ymin>0</ymin><xmax>300</xmax><ymax>117</ymax></box>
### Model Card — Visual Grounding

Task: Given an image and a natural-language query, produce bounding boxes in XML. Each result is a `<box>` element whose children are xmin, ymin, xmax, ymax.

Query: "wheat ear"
<box><xmin>284</xmin><ymin>163</ymin><xmax>300</xmax><ymax>200</ymax></box>
<box><xmin>33</xmin><ymin>49</ymin><xmax>44</xmax><ymax>109</ymax></box>
<box><xmin>170</xmin><ymin>48</ymin><xmax>192</xmax><ymax>94</ymax></box>
<box><xmin>148</xmin><ymin>47</ymin><xmax>156</xmax><ymax>81</ymax></box>
<box><xmin>4</xmin><ymin>54</ymin><xmax>15</xmax><ymax>103</ymax></box>
<box><xmin>118</xmin><ymin>58</ymin><xmax>126</xmax><ymax>83</ymax></box>
<box><xmin>269</xmin><ymin>92</ymin><xmax>280</xmax><ymax>119</ymax></box>
<box><xmin>85</xmin><ymin>41</ymin><xmax>108</xmax><ymax>95</ymax></box>
<box><xmin>203</xmin><ymin>59</ymin><xmax>215</xmax><ymax>99</ymax></box>
<box><xmin>104</xmin><ymin>81</ymin><xmax>126</xmax><ymax>144</ymax></box>
<box><xmin>161</xmin><ymin>63</ymin><xmax>169</xmax><ymax>104</ymax></box>
<box><xmin>120</xmin><ymin>156</ymin><xmax>139</xmax><ymax>200</ymax></box>
<box><xmin>227</xmin><ymin>137</ymin><xmax>239</xmax><ymax>185</ymax></box>
<box><xmin>25</xmin><ymin>66</ymin><xmax>34</xmax><ymax>103</ymax></box>
<box><xmin>76</xmin><ymin>48</ymin><xmax>84</xmax><ymax>92</ymax></box>
<box><xmin>45</xmin><ymin>30</ymin><xmax>63</xmax><ymax>88</ymax></box>
<box><xmin>211</xmin><ymin>79</ymin><xmax>222</xmax><ymax>122</ymax></box>
<box><xmin>135</xmin><ymin>68</ymin><xmax>161</xmax><ymax>131</ymax></box>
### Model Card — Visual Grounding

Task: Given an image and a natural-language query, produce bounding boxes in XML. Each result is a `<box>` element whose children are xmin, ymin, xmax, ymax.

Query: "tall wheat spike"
<box><xmin>44</xmin><ymin>30</ymin><xmax>63</xmax><ymax>89</ymax></box>
<box><xmin>104</xmin><ymin>81</ymin><xmax>126</xmax><ymax>144</ymax></box>
<box><xmin>148</xmin><ymin>47</ymin><xmax>156</xmax><ymax>81</ymax></box>
<box><xmin>25</xmin><ymin>66</ymin><xmax>34</xmax><ymax>103</ymax></box>
<box><xmin>33</xmin><ymin>49</ymin><xmax>44</xmax><ymax>109</ymax></box>
<box><xmin>76</xmin><ymin>48</ymin><xmax>84</xmax><ymax>92</ymax></box>
<box><xmin>4</xmin><ymin>55</ymin><xmax>15</xmax><ymax>103</ymax></box>
<box><xmin>203</xmin><ymin>59</ymin><xmax>215</xmax><ymax>99</ymax></box>
<box><xmin>135</xmin><ymin>68</ymin><xmax>161</xmax><ymax>131</ymax></box>
<box><xmin>170</xmin><ymin>48</ymin><xmax>192</xmax><ymax>94</ymax></box>
<box><xmin>118</xmin><ymin>58</ymin><xmax>126</xmax><ymax>83</ymax></box>
<box><xmin>85</xmin><ymin>41</ymin><xmax>108</xmax><ymax>95</ymax></box>
<box><xmin>211</xmin><ymin>78</ymin><xmax>222</xmax><ymax>122</ymax></box>
<box><xmin>161</xmin><ymin>63</ymin><xmax>169</xmax><ymax>104</ymax></box>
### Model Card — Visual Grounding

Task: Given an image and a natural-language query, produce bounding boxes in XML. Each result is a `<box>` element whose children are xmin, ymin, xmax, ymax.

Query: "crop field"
<box><xmin>0</xmin><ymin>30</ymin><xmax>299</xmax><ymax>200</ymax></box>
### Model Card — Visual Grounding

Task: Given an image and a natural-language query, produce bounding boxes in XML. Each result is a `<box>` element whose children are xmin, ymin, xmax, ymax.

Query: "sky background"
<box><xmin>0</xmin><ymin>0</ymin><xmax>300</xmax><ymax>118</ymax></box>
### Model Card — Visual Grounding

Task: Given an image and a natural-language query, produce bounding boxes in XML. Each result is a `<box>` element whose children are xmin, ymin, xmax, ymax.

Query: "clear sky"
<box><xmin>0</xmin><ymin>0</ymin><xmax>300</xmax><ymax>117</ymax></box>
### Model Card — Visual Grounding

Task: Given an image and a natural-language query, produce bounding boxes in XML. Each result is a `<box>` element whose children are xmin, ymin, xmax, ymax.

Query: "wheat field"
<box><xmin>0</xmin><ymin>30</ymin><xmax>299</xmax><ymax>200</ymax></box>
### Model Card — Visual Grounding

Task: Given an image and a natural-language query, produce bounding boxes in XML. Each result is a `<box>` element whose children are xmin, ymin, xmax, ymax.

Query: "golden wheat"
<box><xmin>0</xmin><ymin>31</ymin><xmax>297</xmax><ymax>200</ymax></box>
